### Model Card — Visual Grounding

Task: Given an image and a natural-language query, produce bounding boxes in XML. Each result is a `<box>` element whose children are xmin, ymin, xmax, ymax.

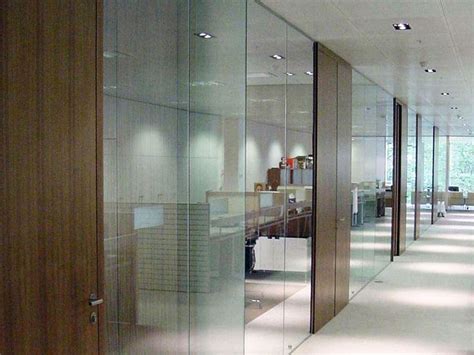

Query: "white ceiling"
<box><xmin>259</xmin><ymin>0</ymin><xmax>474</xmax><ymax>136</ymax></box>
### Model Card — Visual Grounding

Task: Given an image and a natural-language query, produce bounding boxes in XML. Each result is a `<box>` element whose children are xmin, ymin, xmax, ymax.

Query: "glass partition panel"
<box><xmin>103</xmin><ymin>2</ymin><xmax>190</xmax><ymax>352</ymax></box>
<box><xmin>420</xmin><ymin>118</ymin><xmax>434</xmax><ymax>234</ymax></box>
<box><xmin>245</xmin><ymin>2</ymin><xmax>313</xmax><ymax>353</ymax></box>
<box><xmin>374</xmin><ymin>88</ymin><xmax>393</xmax><ymax>275</ymax></box>
<box><xmin>405</xmin><ymin>108</ymin><xmax>417</xmax><ymax>248</ymax></box>
<box><xmin>284</xmin><ymin>26</ymin><xmax>313</xmax><ymax>353</ymax></box>
<box><xmin>448</xmin><ymin>136</ymin><xmax>474</xmax><ymax>211</ymax></box>
<box><xmin>245</xmin><ymin>2</ymin><xmax>286</xmax><ymax>353</ymax></box>
<box><xmin>434</xmin><ymin>134</ymin><xmax>448</xmax><ymax>219</ymax></box>
<box><xmin>189</xmin><ymin>1</ymin><xmax>246</xmax><ymax>353</ymax></box>
<box><xmin>350</xmin><ymin>71</ymin><xmax>377</xmax><ymax>295</ymax></box>
<box><xmin>103</xmin><ymin>1</ymin><xmax>246</xmax><ymax>353</ymax></box>
<box><xmin>350</xmin><ymin>70</ymin><xmax>392</xmax><ymax>297</ymax></box>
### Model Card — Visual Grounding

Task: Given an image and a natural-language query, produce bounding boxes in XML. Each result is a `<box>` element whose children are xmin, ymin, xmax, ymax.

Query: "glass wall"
<box><xmin>245</xmin><ymin>2</ymin><xmax>313</xmax><ymax>353</ymax></box>
<box><xmin>447</xmin><ymin>136</ymin><xmax>474</xmax><ymax>210</ymax></box>
<box><xmin>435</xmin><ymin>134</ymin><xmax>448</xmax><ymax>215</ymax></box>
<box><xmin>104</xmin><ymin>1</ymin><xmax>314</xmax><ymax>354</ymax></box>
<box><xmin>448</xmin><ymin>137</ymin><xmax>474</xmax><ymax>192</ymax></box>
<box><xmin>404</xmin><ymin>108</ymin><xmax>417</xmax><ymax>248</ymax></box>
<box><xmin>103</xmin><ymin>1</ymin><xmax>246</xmax><ymax>353</ymax></box>
<box><xmin>419</xmin><ymin>118</ymin><xmax>434</xmax><ymax>233</ymax></box>
<box><xmin>349</xmin><ymin>71</ymin><xmax>392</xmax><ymax>297</ymax></box>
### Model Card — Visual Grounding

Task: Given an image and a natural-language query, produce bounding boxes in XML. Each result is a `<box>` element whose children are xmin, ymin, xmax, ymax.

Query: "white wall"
<box><xmin>351</xmin><ymin>136</ymin><xmax>387</xmax><ymax>185</ymax></box>
<box><xmin>246</xmin><ymin>120</ymin><xmax>312</xmax><ymax>191</ymax></box>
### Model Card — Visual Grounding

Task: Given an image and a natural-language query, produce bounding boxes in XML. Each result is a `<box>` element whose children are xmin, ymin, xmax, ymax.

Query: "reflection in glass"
<box><xmin>420</xmin><ymin>118</ymin><xmax>434</xmax><ymax>234</ymax></box>
<box><xmin>433</xmin><ymin>134</ymin><xmax>448</xmax><ymax>219</ymax></box>
<box><xmin>404</xmin><ymin>108</ymin><xmax>417</xmax><ymax>247</ymax></box>
<box><xmin>245</xmin><ymin>2</ymin><xmax>313</xmax><ymax>353</ymax></box>
<box><xmin>349</xmin><ymin>71</ymin><xmax>392</xmax><ymax>297</ymax></box>
<box><xmin>447</xmin><ymin>137</ymin><xmax>474</xmax><ymax>211</ymax></box>
<box><xmin>103</xmin><ymin>1</ymin><xmax>246</xmax><ymax>353</ymax></box>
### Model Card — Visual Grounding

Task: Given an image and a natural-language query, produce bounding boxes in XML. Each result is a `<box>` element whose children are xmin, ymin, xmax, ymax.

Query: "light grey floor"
<box><xmin>295</xmin><ymin>211</ymin><xmax>474</xmax><ymax>354</ymax></box>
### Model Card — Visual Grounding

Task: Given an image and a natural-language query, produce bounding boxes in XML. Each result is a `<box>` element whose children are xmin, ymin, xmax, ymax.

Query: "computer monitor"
<box><xmin>259</xmin><ymin>192</ymin><xmax>274</xmax><ymax>208</ymax></box>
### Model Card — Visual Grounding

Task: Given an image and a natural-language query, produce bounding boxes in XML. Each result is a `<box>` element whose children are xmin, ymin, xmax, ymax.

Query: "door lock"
<box><xmin>89</xmin><ymin>312</ymin><xmax>98</xmax><ymax>324</ymax></box>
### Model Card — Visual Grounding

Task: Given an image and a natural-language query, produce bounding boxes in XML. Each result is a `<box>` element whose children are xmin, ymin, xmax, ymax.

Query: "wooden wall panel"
<box><xmin>313</xmin><ymin>48</ymin><xmax>338</xmax><ymax>331</ymax></box>
<box><xmin>0</xmin><ymin>1</ymin><xmax>102</xmax><ymax>353</ymax></box>
<box><xmin>334</xmin><ymin>62</ymin><xmax>352</xmax><ymax>315</ymax></box>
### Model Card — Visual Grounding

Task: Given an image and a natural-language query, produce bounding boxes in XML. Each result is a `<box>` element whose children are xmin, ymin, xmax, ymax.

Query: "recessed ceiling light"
<box><xmin>285</xmin><ymin>72</ymin><xmax>295</xmax><ymax>76</ymax></box>
<box><xmin>451</xmin><ymin>106</ymin><xmax>458</xmax><ymax>110</ymax></box>
<box><xmin>393</xmin><ymin>23</ymin><xmax>411</xmax><ymax>31</ymax></box>
<box><xmin>305</xmin><ymin>71</ymin><xmax>314</xmax><ymax>76</ymax></box>
<box><xmin>270</xmin><ymin>54</ymin><xmax>285</xmax><ymax>60</ymax></box>
<box><xmin>441</xmin><ymin>92</ymin><xmax>450</xmax><ymax>96</ymax></box>
<box><xmin>458</xmin><ymin>115</ymin><xmax>463</xmax><ymax>120</ymax></box>
<box><xmin>196</xmin><ymin>32</ymin><xmax>214</xmax><ymax>39</ymax></box>
<box><xmin>425</xmin><ymin>68</ymin><xmax>436</xmax><ymax>73</ymax></box>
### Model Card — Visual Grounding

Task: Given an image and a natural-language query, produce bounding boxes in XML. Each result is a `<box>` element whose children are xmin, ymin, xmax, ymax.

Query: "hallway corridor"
<box><xmin>295</xmin><ymin>212</ymin><xmax>474</xmax><ymax>354</ymax></box>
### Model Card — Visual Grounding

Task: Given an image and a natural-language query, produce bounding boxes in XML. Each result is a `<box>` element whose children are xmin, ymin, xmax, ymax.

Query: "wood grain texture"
<box><xmin>0</xmin><ymin>1</ymin><xmax>101</xmax><ymax>353</ymax></box>
<box><xmin>335</xmin><ymin>62</ymin><xmax>352</xmax><ymax>315</ymax></box>
<box><xmin>313</xmin><ymin>48</ymin><xmax>338</xmax><ymax>331</ymax></box>
<box><xmin>96</xmin><ymin>0</ymin><xmax>105</xmax><ymax>351</ymax></box>
<box><xmin>391</xmin><ymin>101</ymin><xmax>402</xmax><ymax>257</ymax></box>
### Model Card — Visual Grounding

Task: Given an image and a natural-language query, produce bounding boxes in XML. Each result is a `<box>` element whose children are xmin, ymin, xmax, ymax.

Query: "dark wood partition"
<box><xmin>313</xmin><ymin>44</ymin><xmax>338</xmax><ymax>331</ymax></box>
<box><xmin>335</xmin><ymin>61</ymin><xmax>352</xmax><ymax>314</ymax></box>
<box><xmin>0</xmin><ymin>1</ymin><xmax>103</xmax><ymax>353</ymax></box>
<box><xmin>312</xmin><ymin>43</ymin><xmax>352</xmax><ymax>332</ymax></box>
<box><xmin>391</xmin><ymin>100</ymin><xmax>402</xmax><ymax>258</ymax></box>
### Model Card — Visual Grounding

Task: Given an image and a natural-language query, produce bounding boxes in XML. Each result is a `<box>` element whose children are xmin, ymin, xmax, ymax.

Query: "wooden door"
<box><xmin>313</xmin><ymin>47</ymin><xmax>338</xmax><ymax>331</ymax></box>
<box><xmin>0</xmin><ymin>1</ymin><xmax>103</xmax><ymax>353</ymax></box>
<box><xmin>334</xmin><ymin>62</ymin><xmax>352</xmax><ymax>315</ymax></box>
<box><xmin>312</xmin><ymin>44</ymin><xmax>352</xmax><ymax>332</ymax></box>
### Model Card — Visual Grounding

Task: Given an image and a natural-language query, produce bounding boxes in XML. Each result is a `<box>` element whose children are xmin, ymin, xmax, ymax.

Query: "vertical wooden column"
<box><xmin>312</xmin><ymin>43</ymin><xmax>352</xmax><ymax>332</ymax></box>
<box><xmin>335</xmin><ymin>62</ymin><xmax>352</xmax><ymax>315</ymax></box>
<box><xmin>313</xmin><ymin>45</ymin><xmax>338</xmax><ymax>331</ymax></box>
<box><xmin>391</xmin><ymin>100</ymin><xmax>401</xmax><ymax>258</ymax></box>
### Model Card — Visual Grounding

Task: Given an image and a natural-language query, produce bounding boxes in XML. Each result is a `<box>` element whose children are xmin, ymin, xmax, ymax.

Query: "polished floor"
<box><xmin>295</xmin><ymin>211</ymin><xmax>474</xmax><ymax>354</ymax></box>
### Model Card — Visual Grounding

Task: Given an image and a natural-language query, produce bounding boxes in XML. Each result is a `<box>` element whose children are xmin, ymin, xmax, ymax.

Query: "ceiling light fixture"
<box><xmin>451</xmin><ymin>106</ymin><xmax>458</xmax><ymax>110</ymax></box>
<box><xmin>305</xmin><ymin>71</ymin><xmax>314</xmax><ymax>76</ymax></box>
<box><xmin>393</xmin><ymin>23</ymin><xmax>411</xmax><ymax>31</ymax></box>
<box><xmin>196</xmin><ymin>32</ymin><xmax>214</xmax><ymax>39</ymax></box>
<box><xmin>285</xmin><ymin>72</ymin><xmax>295</xmax><ymax>76</ymax></box>
<box><xmin>458</xmin><ymin>115</ymin><xmax>463</xmax><ymax>120</ymax></box>
<box><xmin>441</xmin><ymin>92</ymin><xmax>450</xmax><ymax>96</ymax></box>
<box><xmin>270</xmin><ymin>54</ymin><xmax>285</xmax><ymax>60</ymax></box>
<box><xmin>425</xmin><ymin>68</ymin><xmax>436</xmax><ymax>73</ymax></box>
